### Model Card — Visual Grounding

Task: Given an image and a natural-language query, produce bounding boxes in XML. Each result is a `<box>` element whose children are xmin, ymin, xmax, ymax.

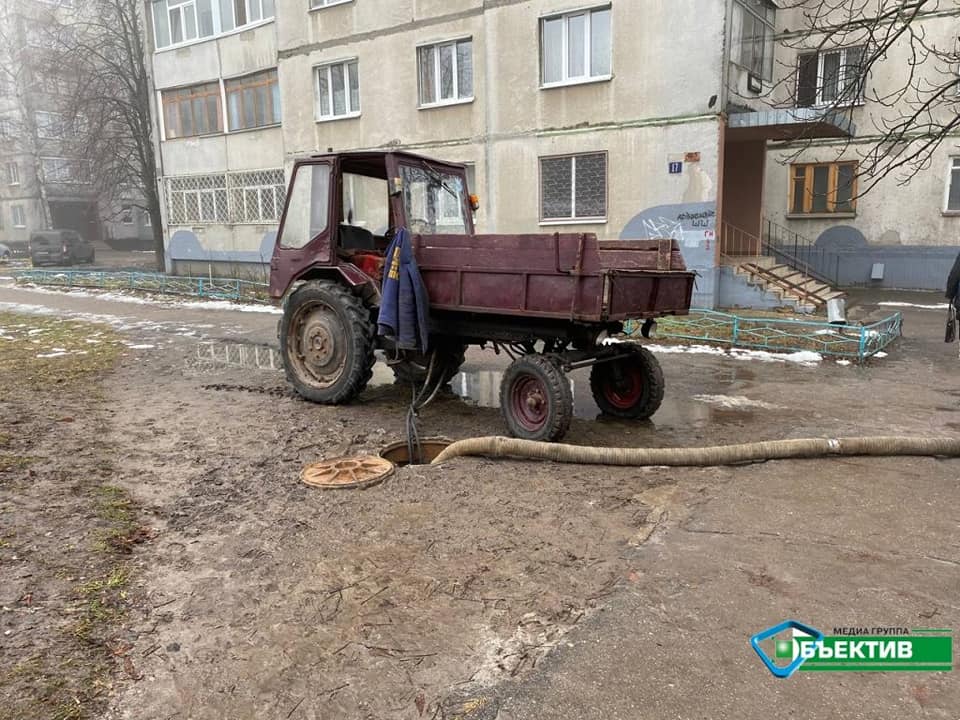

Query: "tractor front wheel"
<box><xmin>280</xmin><ymin>280</ymin><xmax>376</xmax><ymax>404</ymax></box>
<box><xmin>500</xmin><ymin>354</ymin><xmax>573</xmax><ymax>442</ymax></box>
<box><xmin>589</xmin><ymin>345</ymin><xmax>664</xmax><ymax>420</ymax></box>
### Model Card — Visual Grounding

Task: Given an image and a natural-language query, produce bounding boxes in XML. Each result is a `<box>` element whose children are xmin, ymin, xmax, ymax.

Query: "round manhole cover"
<box><xmin>301</xmin><ymin>455</ymin><xmax>395</xmax><ymax>490</ymax></box>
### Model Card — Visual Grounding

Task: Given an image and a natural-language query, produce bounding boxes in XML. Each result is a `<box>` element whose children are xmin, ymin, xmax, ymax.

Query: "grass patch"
<box><xmin>640</xmin><ymin>310</ymin><xmax>866</xmax><ymax>356</ymax></box>
<box><xmin>0</xmin><ymin>312</ymin><xmax>123</xmax><ymax>391</ymax></box>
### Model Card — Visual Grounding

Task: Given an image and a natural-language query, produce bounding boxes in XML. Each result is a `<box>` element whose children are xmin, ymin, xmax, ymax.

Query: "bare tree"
<box><xmin>19</xmin><ymin>0</ymin><xmax>164</xmax><ymax>270</ymax></box>
<box><xmin>762</xmin><ymin>0</ymin><xmax>960</xmax><ymax>194</ymax></box>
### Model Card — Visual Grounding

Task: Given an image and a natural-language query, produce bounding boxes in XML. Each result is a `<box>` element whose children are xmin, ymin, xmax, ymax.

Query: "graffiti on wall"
<box><xmin>621</xmin><ymin>201</ymin><xmax>718</xmax><ymax>306</ymax></box>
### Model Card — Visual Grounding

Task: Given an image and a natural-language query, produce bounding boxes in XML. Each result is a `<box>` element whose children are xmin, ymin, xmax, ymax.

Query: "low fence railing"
<box><xmin>625</xmin><ymin>309</ymin><xmax>901</xmax><ymax>363</ymax></box>
<box><xmin>13</xmin><ymin>269</ymin><xmax>271</xmax><ymax>304</ymax></box>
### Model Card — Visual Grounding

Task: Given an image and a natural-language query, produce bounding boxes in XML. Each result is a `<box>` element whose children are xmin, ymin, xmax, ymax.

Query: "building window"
<box><xmin>947</xmin><ymin>157</ymin><xmax>960</xmax><ymax>213</ymax></box>
<box><xmin>539</xmin><ymin>152</ymin><xmax>607</xmax><ymax>222</ymax></box>
<box><xmin>0</xmin><ymin>117</ymin><xmax>11</xmax><ymax>136</ymax></box>
<box><xmin>35</xmin><ymin>110</ymin><xmax>65</xmax><ymax>139</ymax></box>
<box><xmin>166</xmin><ymin>168</ymin><xmax>285</xmax><ymax>225</ymax></box>
<box><xmin>733</xmin><ymin>0</ymin><xmax>775</xmax><ymax>81</ymax></box>
<box><xmin>229</xmin><ymin>169</ymin><xmax>285</xmax><ymax>223</ymax></box>
<box><xmin>315</xmin><ymin>60</ymin><xmax>360</xmax><ymax>120</ymax></box>
<box><xmin>41</xmin><ymin>157</ymin><xmax>90</xmax><ymax>184</ymax></box>
<box><xmin>121</xmin><ymin>205</ymin><xmax>134</xmax><ymax>224</ymax></box>
<box><xmin>541</xmin><ymin>6</ymin><xmax>611</xmax><ymax>87</ymax></box>
<box><xmin>225</xmin><ymin>69</ymin><xmax>281</xmax><ymax>131</ymax></box>
<box><xmin>144</xmin><ymin>212</ymin><xmax>152</xmax><ymax>227</ymax></box>
<box><xmin>7</xmin><ymin>162</ymin><xmax>19</xmax><ymax>185</ymax></box>
<box><xmin>162</xmin><ymin>82</ymin><xmax>222</xmax><ymax>139</ymax></box>
<box><xmin>151</xmin><ymin>0</ymin><xmax>275</xmax><ymax>50</ymax></box>
<box><xmin>310</xmin><ymin>0</ymin><xmax>352</xmax><ymax>8</ymax></box>
<box><xmin>418</xmin><ymin>38</ymin><xmax>473</xmax><ymax>107</ymax></box>
<box><xmin>12</xmin><ymin>205</ymin><xmax>26</xmax><ymax>228</ymax></box>
<box><xmin>796</xmin><ymin>46</ymin><xmax>865</xmax><ymax>107</ymax></box>
<box><xmin>789</xmin><ymin>162</ymin><xmax>857</xmax><ymax>214</ymax></box>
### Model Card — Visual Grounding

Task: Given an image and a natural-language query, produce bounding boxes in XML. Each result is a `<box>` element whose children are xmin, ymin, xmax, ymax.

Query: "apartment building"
<box><xmin>0</xmin><ymin>0</ymin><xmax>140</xmax><ymax>251</ymax></box>
<box><xmin>757</xmin><ymin>2</ymin><xmax>960</xmax><ymax>291</ymax></box>
<box><xmin>147</xmin><ymin>0</ymin><xmax>958</xmax><ymax>304</ymax></box>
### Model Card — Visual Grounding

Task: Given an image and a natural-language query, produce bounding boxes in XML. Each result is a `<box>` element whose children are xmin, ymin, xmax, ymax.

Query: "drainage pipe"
<box><xmin>430</xmin><ymin>436</ymin><xmax>960</xmax><ymax>467</ymax></box>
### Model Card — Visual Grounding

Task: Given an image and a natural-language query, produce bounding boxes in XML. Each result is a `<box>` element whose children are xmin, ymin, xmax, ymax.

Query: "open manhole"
<box><xmin>301</xmin><ymin>455</ymin><xmax>395</xmax><ymax>490</ymax></box>
<box><xmin>380</xmin><ymin>438</ymin><xmax>451</xmax><ymax>467</ymax></box>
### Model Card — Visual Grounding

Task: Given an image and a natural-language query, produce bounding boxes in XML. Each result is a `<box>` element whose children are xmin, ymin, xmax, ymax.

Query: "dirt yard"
<box><xmin>0</xmin><ymin>284</ymin><xmax>958</xmax><ymax>719</ymax></box>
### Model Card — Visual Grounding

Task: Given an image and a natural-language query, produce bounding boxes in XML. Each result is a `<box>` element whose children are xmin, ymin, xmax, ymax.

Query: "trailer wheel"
<box><xmin>281</xmin><ymin>280</ymin><xmax>375</xmax><ymax>404</ymax></box>
<box><xmin>391</xmin><ymin>341</ymin><xmax>467</xmax><ymax>386</ymax></box>
<box><xmin>500</xmin><ymin>354</ymin><xmax>573</xmax><ymax>442</ymax></box>
<box><xmin>590</xmin><ymin>345</ymin><xmax>664</xmax><ymax>420</ymax></box>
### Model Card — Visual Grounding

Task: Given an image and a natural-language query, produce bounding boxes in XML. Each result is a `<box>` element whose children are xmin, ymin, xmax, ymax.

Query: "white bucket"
<box><xmin>827</xmin><ymin>297</ymin><xmax>846</xmax><ymax>324</ymax></box>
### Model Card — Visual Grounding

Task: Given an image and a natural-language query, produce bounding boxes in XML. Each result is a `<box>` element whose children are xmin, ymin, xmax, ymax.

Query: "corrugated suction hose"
<box><xmin>430</xmin><ymin>436</ymin><xmax>960</xmax><ymax>467</ymax></box>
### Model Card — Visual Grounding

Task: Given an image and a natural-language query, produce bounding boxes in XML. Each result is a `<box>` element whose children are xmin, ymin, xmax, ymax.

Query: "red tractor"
<box><xmin>269</xmin><ymin>151</ymin><xmax>694</xmax><ymax>442</ymax></box>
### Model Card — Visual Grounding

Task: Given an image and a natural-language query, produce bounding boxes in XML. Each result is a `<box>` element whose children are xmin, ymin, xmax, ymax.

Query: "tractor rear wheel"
<box><xmin>589</xmin><ymin>345</ymin><xmax>664</xmax><ymax>420</ymax></box>
<box><xmin>500</xmin><ymin>354</ymin><xmax>573</xmax><ymax>442</ymax></box>
<box><xmin>280</xmin><ymin>280</ymin><xmax>375</xmax><ymax>404</ymax></box>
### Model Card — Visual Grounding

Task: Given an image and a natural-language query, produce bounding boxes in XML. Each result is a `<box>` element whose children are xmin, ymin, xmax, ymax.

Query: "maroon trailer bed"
<box><xmin>413</xmin><ymin>233</ymin><xmax>694</xmax><ymax>322</ymax></box>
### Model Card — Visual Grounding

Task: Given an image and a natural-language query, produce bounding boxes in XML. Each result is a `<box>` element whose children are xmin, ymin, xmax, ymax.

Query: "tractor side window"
<box><xmin>400</xmin><ymin>164</ymin><xmax>467</xmax><ymax>235</ymax></box>
<box><xmin>342</xmin><ymin>173</ymin><xmax>388</xmax><ymax>235</ymax></box>
<box><xmin>278</xmin><ymin>163</ymin><xmax>330</xmax><ymax>249</ymax></box>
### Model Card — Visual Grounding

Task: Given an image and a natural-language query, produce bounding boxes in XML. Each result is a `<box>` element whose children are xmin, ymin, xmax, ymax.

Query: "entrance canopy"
<box><xmin>726</xmin><ymin>107</ymin><xmax>856</xmax><ymax>143</ymax></box>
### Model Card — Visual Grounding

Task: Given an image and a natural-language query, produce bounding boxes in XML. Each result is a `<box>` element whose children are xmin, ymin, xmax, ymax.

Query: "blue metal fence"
<box><xmin>13</xmin><ymin>269</ymin><xmax>270</xmax><ymax>304</ymax></box>
<box><xmin>625</xmin><ymin>309</ymin><xmax>901</xmax><ymax>363</ymax></box>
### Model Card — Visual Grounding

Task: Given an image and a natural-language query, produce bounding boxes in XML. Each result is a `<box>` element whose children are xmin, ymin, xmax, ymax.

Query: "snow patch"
<box><xmin>836</xmin><ymin>359</ymin><xmax>852</xmax><ymax>366</ymax></box>
<box><xmin>692</xmin><ymin>394</ymin><xmax>784</xmax><ymax>410</ymax></box>
<box><xmin>878</xmin><ymin>301</ymin><xmax>948</xmax><ymax>311</ymax></box>
<box><xmin>644</xmin><ymin>342</ymin><xmax>822</xmax><ymax>366</ymax></box>
<box><xmin>125</xmin><ymin>344</ymin><xmax>155</xmax><ymax>350</ymax></box>
<box><xmin>14</xmin><ymin>284</ymin><xmax>281</xmax><ymax>314</ymax></box>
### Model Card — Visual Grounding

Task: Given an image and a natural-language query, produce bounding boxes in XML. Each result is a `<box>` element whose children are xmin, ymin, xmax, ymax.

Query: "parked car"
<box><xmin>0</xmin><ymin>243</ymin><xmax>11</xmax><ymax>263</ymax></box>
<box><xmin>29</xmin><ymin>230</ymin><xmax>95</xmax><ymax>266</ymax></box>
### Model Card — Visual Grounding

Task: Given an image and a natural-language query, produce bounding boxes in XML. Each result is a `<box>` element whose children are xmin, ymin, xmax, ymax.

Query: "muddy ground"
<box><xmin>0</xmin><ymin>283</ymin><xmax>958</xmax><ymax>719</ymax></box>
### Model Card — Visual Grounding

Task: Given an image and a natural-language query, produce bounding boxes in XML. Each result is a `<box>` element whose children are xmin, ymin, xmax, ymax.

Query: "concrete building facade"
<box><xmin>146</xmin><ymin>0</ymin><xmax>959</xmax><ymax>303</ymax></box>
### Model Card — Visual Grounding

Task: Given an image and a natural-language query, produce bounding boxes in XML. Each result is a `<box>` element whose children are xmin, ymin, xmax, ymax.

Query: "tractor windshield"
<box><xmin>399</xmin><ymin>163</ymin><xmax>468</xmax><ymax>235</ymax></box>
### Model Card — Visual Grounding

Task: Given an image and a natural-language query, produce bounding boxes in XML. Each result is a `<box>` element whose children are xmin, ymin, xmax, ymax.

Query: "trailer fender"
<box><xmin>281</xmin><ymin>263</ymin><xmax>381</xmax><ymax>311</ymax></box>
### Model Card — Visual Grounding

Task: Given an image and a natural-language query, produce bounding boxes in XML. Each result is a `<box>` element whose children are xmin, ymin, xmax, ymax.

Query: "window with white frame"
<box><xmin>41</xmin><ymin>157</ymin><xmax>89</xmax><ymax>184</ymax></box>
<box><xmin>310</xmin><ymin>0</ymin><xmax>352</xmax><ymax>8</ymax></box>
<box><xmin>315</xmin><ymin>60</ymin><xmax>360</xmax><ymax>120</ymax></box>
<box><xmin>166</xmin><ymin>169</ymin><xmax>285</xmax><ymax>224</ymax></box>
<box><xmin>229</xmin><ymin>169</ymin><xmax>285</xmax><ymax>223</ymax></box>
<box><xmin>7</xmin><ymin>162</ymin><xmax>19</xmax><ymax>185</ymax></box>
<box><xmin>144</xmin><ymin>212</ymin><xmax>152</xmax><ymax>226</ymax></box>
<box><xmin>168</xmin><ymin>173</ymin><xmax>228</xmax><ymax>223</ymax></box>
<box><xmin>947</xmin><ymin>157</ymin><xmax>960</xmax><ymax>213</ymax></box>
<box><xmin>541</xmin><ymin>6</ymin><xmax>611</xmax><ymax>86</ymax></box>
<box><xmin>539</xmin><ymin>152</ymin><xmax>607</xmax><ymax>222</ymax></box>
<box><xmin>732</xmin><ymin>0</ymin><xmax>775</xmax><ymax>81</ymax></box>
<box><xmin>418</xmin><ymin>38</ymin><xmax>473</xmax><ymax>107</ymax></box>
<box><xmin>796</xmin><ymin>46</ymin><xmax>866</xmax><ymax>107</ymax></box>
<box><xmin>151</xmin><ymin>0</ymin><xmax>275</xmax><ymax>50</ymax></box>
<box><xmin>12</xmin><ymin>205</ymin><xmax>26</xmax><ymax>228</ymax></box>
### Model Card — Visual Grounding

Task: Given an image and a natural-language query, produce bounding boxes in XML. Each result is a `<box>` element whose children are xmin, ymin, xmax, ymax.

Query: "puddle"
<box><xmin>447</xmin><ymin>369</ymin><xmax>749</xmax><ymax>426</ymax></box>
<box><xmin>195</xmin><ymin>341</ymin><xmax>282</xmax><ymax>371</ymax></box>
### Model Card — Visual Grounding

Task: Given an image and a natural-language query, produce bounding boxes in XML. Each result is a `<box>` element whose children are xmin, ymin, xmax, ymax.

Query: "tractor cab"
<box><xmin>269</xmin><ymin>151</ymin><xmax>475</xmax><ymax>299</ymax></box>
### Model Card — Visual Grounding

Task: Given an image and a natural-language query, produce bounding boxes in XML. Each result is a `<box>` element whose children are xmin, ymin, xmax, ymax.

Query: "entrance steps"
<box><xmin>733</xmin><ymin>261</ymin><xmax>845</xmax><ymax>313</ymax></box>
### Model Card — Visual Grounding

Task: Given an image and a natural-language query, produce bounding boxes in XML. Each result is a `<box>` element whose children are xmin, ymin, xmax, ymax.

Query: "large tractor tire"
<box><xmin>589</xmin><ymin>345</ymin><xmax>664</xmax><ymax>420</ymax></box>
<box><xmin>280</xmin><ymin>280</ymin><xmax>376</xmax><ymax>404</ymax></box>
<box><xmin>500</xmin><ymin>354</ymin><xmax>573</xmax><ymax>442</ymax></box>
<box><xmin>391</xmin><ymin>341</ymin><xmax>467</xmax><ymax>387</ymax></box>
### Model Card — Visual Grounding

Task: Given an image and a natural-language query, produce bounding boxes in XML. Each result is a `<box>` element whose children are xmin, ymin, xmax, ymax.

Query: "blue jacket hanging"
<box><xmin>377</xmin><ymin>227</ymin><xmax>430</xmax><ymax>351</ymax></box>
